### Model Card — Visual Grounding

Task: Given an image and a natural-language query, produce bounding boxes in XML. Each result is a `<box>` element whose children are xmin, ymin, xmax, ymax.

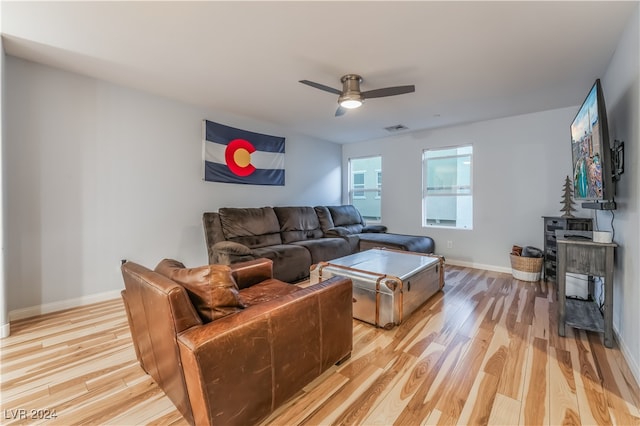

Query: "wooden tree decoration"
<box><xmin>560</xmin><ymin>175</ymin><xmax>576</xmax><ymax>218</ymax></box>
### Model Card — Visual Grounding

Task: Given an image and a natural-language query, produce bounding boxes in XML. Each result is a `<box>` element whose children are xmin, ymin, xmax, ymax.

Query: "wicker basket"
<box><xmin>510</xmin><ymin>254</ymin><xmax>543</xmax><ymax>282</ymax></box>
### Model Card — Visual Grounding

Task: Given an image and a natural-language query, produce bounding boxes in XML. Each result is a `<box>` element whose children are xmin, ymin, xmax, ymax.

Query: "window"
<box><xmin>352</xmin><ymin>171</ymin><xmax>365</xmax><ymax>198</ymax></box>
<box><xmin>422</xmin><ymin>145</ymin><xmax>473</xmax><ymax>229</ymax></box>
<box><xmin>348</xmin><ymin>156</ymin><xmax>382</xmax><ymax>222</ymax></box>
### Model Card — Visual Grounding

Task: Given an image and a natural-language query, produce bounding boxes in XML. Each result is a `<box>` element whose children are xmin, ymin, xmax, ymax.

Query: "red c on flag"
<box><xmin>225</xmin><ymin>139</ymin><xmax>256</xmax><ymax>176</ymax></box>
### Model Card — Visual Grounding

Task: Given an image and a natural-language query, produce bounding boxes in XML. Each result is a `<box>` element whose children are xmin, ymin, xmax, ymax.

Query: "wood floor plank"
<box><xmin>606</xmin><ymin>347</ymin><xmax>640</xmax><ymax>418</ymax></box>
<box><xmin>522</xmin><ymin>336</ymin><xmax>549</xmax><ymax>425</ymax></box>
<box><xmin>1</xmin><ymin>266</ymin><xmax>638</xmax><ymax>425</ymax></box>
<box><xmin>394</xmin><ymin>332</ymin><xmax>470</xmax><ymax>424</ymax></box>
<box><xmin>533</xmin><ymin>294</ymin><xmax>550</xmax><ymax>340</ymax></box>
<box><xmin>549</xmin><ymin>347</ymin><xmax>582</xmax><ymax>425</ymax></box>
<box><xmin>332</xmin><ymin>352</ymin><xmax>416</xmax><ymax>426</ymax></box>
<box><xmin>262</xmin><ymin>368</ymin><xmax>348</xmax><ymax>425</ymax></box>
<box><xmin>297</xmin><ymin>362</ymin><xmax>382</xmax><ymax>425</ymax></box>
<box><xmin>587</xmin><ymin>331</ymin><xmax>640</xmax><ymax>425</ymax></box>
<box><xmin>456</xmin><ymin>371</ymin><xmax>499</xmax><ymax>426</ymax></box>
<box><xmin>487</xmin><ymin>393</ymin><xmax>521</xmax><ymax>425</ymax></box>
<box><xmin>497</xmin><ymin>321</ymin><xmax>530</xmax><ymax>400</ymax></box>
<box><xmin>434</xmin><ymin>328</ymin><xmax>493</xmax><ymax>423</ymax></box>
<box><xmin>104</xmin><ymin>391</ymin><xmax>182</xmax><ymax>426</ymax></box>
<box><xmin>571</xmin><ymin>330</ymin><xmax>614</xmax><ymax>425</ymax></box>
<box><xmin>363</xmin><ymin>342</ymin><xmax>446</xmax><ymax>425</ymax></box>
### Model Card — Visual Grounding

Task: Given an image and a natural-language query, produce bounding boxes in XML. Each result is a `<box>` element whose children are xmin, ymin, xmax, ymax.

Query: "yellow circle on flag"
<box><xmin>234</xmin><ymin>148</ymin><xmax>251</xmax><ymax>168</ymax></box>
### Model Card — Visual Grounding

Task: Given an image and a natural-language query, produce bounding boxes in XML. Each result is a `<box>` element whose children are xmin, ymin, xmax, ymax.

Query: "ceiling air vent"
<box><xmin>384</xmin><ymin>124</ymin><xmax>409</xmax><ymax>132</ymax></box>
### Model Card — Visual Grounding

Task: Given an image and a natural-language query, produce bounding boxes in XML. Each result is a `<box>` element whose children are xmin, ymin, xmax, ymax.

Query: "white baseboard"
<box><xmin>445</xmin><ymin>258</ymin><xmax>512</xmax><ymax>274</ymax></box>
<box><xmin>614</xmin><ymin>325</ymin><xmax>640</xmax><ymax>387</ymax></box>
<box><xmin>8</xmin><ymin>290</ymin><xmax>122</xmax><ymax>322</ymax></box>
<box><xmin>1</xmin><ymin>322</ymin><xmax>10</xmax><ymax>338</ymax></box>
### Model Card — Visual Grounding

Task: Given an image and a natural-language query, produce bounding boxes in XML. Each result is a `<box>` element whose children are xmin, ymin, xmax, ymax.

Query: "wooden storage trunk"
<box><xmin>310</xmin><ymin>248</ymin><xmax>444</xmax><ymax>329</ymax></box>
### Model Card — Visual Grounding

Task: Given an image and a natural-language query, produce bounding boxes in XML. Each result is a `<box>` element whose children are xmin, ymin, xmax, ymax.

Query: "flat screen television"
<box><xmin>570</xmin><ymin>79</ymin><xmax>616</xmax><ymax>210</ymax></box>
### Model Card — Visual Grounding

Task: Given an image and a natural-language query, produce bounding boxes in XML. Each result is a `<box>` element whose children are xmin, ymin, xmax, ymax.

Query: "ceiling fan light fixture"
<box><xmin>339</xmin><ymin>98</ymin><xmax>363</xmax><ymax>109</ymax></box>
<box><xmin>338</xmin><ymin>74</ymin><xmax>364</xmax><ymax>109</ymax></box>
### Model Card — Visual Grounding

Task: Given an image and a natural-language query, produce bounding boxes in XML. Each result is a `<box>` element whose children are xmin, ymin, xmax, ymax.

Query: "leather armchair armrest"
<box><xmin>230</xmin><ymin>258</ymin><xmax>274</xmax><ymax>289</ymax></box>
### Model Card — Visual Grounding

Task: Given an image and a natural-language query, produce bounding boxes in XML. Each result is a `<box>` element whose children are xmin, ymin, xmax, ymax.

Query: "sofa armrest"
<box><xmin>213</xmin><ymin>240</ymin><xmax>253</xmax><ymax>255</ymax></box>
<box><xmin>324</xmin><ymin>226</ymin><xmax>352</xmax><ymax>236</ymax></box>
<box><xmin>177</xmin><ymin>276</ymin><xmax>353</xmax><ymax>426</ymax></box>
<box><xmin>362</xmin><ymin>225</ymin><xmax>388</xmax><ymax>233</ymax></box>
<box><xmin>230</xmin><ymin>258</ymin><xmax>274</xmax><ymax>289</ymax></box>
<box><xmin>323</xmin><ymin>227</ymin><xmax>360</xmax><ymax>252</ymax></box>
<box><xmin>212</xmin><ymin>241</ymin><xmax>256</xmax><ymax>264</ymax></box>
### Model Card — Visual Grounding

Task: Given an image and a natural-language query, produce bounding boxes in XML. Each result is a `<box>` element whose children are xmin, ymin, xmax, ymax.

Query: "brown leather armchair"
<box><xmin>121</xmin><ymin>258</ymin><xmax>352</xmax><ymax>425</ymax></box>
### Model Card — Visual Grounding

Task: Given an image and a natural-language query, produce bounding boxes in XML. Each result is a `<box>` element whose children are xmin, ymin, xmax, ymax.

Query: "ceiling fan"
<box><xmin>299</xmin><ymin>74</ymin><xmax>415</xmax><ymax>117</ymax></box>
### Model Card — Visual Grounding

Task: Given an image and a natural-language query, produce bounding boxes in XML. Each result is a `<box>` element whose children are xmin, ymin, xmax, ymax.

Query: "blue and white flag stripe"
<box><xmin>202</xmin><ymin>120</ymin><xmax>285</xmax><ymax>186</ymax></box>
<box><xmin>205</xmin><ymin>121</ymin><xmax>285</xmax><ymax>153</ymax></box>
<box><xmin>204</xmin><ymin>162</ymin><xmax>285</xmax><ymax>186</ymax></box>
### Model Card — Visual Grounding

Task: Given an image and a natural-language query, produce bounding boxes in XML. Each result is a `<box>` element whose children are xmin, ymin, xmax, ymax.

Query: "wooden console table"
<box><xmin>556</xmin><ymin>230</ymin><xmax>616</xmax><ymax>348</ymax></box>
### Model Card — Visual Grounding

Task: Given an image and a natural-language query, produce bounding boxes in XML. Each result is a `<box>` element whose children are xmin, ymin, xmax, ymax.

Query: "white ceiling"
<box><xmin>2</xmin><ymin>1</ymin><xmax>637</xmax><ymax>144</ymax></box>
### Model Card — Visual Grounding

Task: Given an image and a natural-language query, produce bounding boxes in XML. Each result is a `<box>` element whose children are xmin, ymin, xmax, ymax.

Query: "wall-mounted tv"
<box><xmin>570</xmin><ymin>79</ymin><xmax>616</xmax><ymax>210</ymax></box>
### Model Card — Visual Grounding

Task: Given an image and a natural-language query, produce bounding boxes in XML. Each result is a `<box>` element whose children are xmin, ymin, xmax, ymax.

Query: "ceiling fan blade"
<box><xmin>299</xmin><ymin>80</ymin><xmax>342</xmax><ymax>95</ymax></box>
<box><xmin>361</xmin><ymin>85</ymin><xmax>415</xmax><ymax>99</ymax></box>
<box><xmin>335</xmin><ymin>105</ymin><xmax>347</xmax><ymax>117</ymax></box>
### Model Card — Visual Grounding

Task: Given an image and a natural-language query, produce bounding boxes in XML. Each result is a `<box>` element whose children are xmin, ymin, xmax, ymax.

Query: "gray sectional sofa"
<box><xmin>203</xmin><ymin>205</ymin><xmax>435</xmax><ymax>283</ymax></box>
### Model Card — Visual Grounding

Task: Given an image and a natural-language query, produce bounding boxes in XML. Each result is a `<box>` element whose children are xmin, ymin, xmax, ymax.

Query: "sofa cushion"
<box><xmin>313</xmin><ymin>206</ymin><xmax>335</xmax><ymax>233</ymax></box>
<box><xmin>292</xmin><ymin>238</ymin><xmax>353</xmax><ymax>264</ymax></box>
<box><xmin>155</xmin><ymin>259</ymin><xmax>245</xmax><ymax>322</ymax></box>
<box><xmin>327</xmin><ymin>205</ymin><xmax>365</xmax><ymax>234</ymax></box>
<box><xmin>218</xmin><ymin>207</ymin><xmax>283</xmax><ymax>248</ymax></box>
<box><xmin>274</xmin><ymin>206</ymin><xmax>323</xmax><ymax>243</ymax></box>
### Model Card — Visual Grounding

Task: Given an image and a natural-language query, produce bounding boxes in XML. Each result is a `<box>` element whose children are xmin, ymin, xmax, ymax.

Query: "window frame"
<box><xmin>348</xmin><ymin>155</ymin><xmax>383</xmax><ymax>223</ymax></box>
<box><xmin>422</xmin><ymin>144</ymin><xmax>474</xmax><ymax>230</ymax></box>
<box><xmin>351</xmin><ymin>170</ymin><xmax>366</xmax><ymax>199</ymax></box>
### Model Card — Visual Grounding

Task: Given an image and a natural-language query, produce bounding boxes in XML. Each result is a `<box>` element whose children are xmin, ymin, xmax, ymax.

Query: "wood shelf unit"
<box><xmin>556</xmin><ymin>230</ymin><xmax>617</xmax><ymax>348</ymax></box>
<box><xmin>542</xmin><ymin>216</ymin><xmax>592</xmax><ymax>281</ymax></box>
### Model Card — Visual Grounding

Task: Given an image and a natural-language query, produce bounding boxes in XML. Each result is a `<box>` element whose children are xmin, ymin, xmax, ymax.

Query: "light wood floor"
<box><xmin>1</xmin><ymin>266</ymin><xmax>639</xmax><ymax>425</ymax></box>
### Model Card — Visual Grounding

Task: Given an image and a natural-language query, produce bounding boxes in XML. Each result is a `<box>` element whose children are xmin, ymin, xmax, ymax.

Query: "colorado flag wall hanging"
<box><xmin>202</xmin><ymin>120</ymin><xmax>285</xmax><ymax>186</ymax></box>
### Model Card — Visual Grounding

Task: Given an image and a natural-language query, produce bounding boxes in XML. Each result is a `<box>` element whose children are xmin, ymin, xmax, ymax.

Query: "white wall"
<box><xmin>4</xmin><ymin>56</ymin><xmax>342</xmax><ymax>314</ymax></box>
<box><xmin>600</xmin><ymin>4</ymin><xmax>640</xmax><ymax>383</ymax></box>
<box><xmin>343</xmin><ymin>106</ymin><xmax>581</xmax><ymax>271</ymax></box>
<box><xmin>0</xmin><ymin>4</ymin><xmax>10</xmax><ymax>337</ymax></box>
